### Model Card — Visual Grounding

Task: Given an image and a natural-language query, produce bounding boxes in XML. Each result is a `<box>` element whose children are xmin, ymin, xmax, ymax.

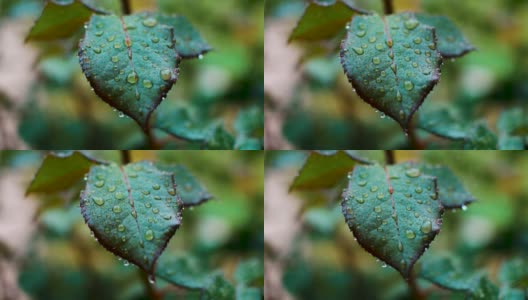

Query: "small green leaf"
<box><xmin>80</xmin><ymin>161</ymin><xmax>183</xmax><ymax>274</ymax></box>
<box><xmin>341</xmin><ymin>13</ymin><xmax>442</xmax><ymax>131</ymax></box>
<box><xmin>416</xmin><ymin>14</ymin><xmax>475</xmax><ymax>58</ymax></box>
<box><xmin>234</xmin><ymin>106</ymin><xmax>264</xmax><ymax>150</ymax></box>
<box><xmin>418</xmin><ymin>108</ymin><xmax>467</xmax><ymax>140</ymax></box>
<box><xmin>26</xmin><ymin>0</ymin><xmax>106</xmax><ymax>42</ymax></box>
<box><xmin>154</xmin><ymin>104</ymin><xmax>234</xmax><ymax>149</ymax></box>
<box><xmin>419</xmin><ymin>254</ymin><xmax>479</xmax><ymax>292</ymax></box>
<box><xmin>414</xmin><ymin>163</ymin><xmax>475</xmax><ymax>209</ymax></box>
<box><xmin>155</xmin><ymin>164</ymin><xmax>213</xmax><ymax>207</ymax></box>
<box><xmin>464</xmin><ymin>123</ymin><xmax>498</xmax><ymax>150</ymax></box>
<box><xmin>234</xmin><ymin>258</ymin><xmax>264</xmax><ymax>287</ymax></box>
<box><xmin>155</xmin><ymin>14</ymin><xmax>212</xmax><ymax>59</ymax></box>
<box><xmin>290</xmin><ymin>151</ymin><xmax>367</xmax><ymax>191</ymax></box>
<box><xmin>27</xmin><ymin>151</ymin><xmax>103</xmax><ymax>195</ymax></box>
<box><xmin>155</xmin><ymin>254</ymin><xmax>209</xmax><ymax>289</ymax></box>
<box><xmin>289</xmin><ymin>0</ymin><xmax>368</xmax><ymax>42</ymax></box>
<box><xmin>236</xmin><ymin>285</ymin><xmax>262</xmax><ymax>300</ymax></box>
<box><xmin>468</xmin><ymin>277</ymin><xmax>499</xmax><ymax>300</ymax></box>
<box><xmin>341</xmin><ymin>162</ymin><xmax>443</xmax><ymax>279</ymax></box>
<box><xmin>499</xmin><ymin>258</ymin><xmax>528</xmax><ymax>290</ymax></box>
<box><xmin>79</xmin><ymin>13</ymin><xmax>180</xmax><ymax>130</ymax></box>
<box><xmin>497</xmin><ymin>108</ymin><xmax>527</xmax><ymax>150</ymax></box>
<box><xmin>202</xmin><ymin>272</ymin><xmax>236</xmax><ymax>300</ymax></box>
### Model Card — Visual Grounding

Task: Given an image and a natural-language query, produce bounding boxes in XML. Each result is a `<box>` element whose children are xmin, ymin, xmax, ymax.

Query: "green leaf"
<box><xmin>464</xmin><ymin>122</ymin><xmax>498</xmax><ymax>150</ymax></box>
<box><xmin>234</xmin><ymin>106</ymin><xmax>264</xmax><ymax>150</ymax></box>
<box><xmin>236</xmin><ymin>285</ymin><xmax>262</xmax><ymax>300</ymax></box>
<box><xmin>155</xmin><ymin>14</ymin><xmax>212</xmax><ymax>59</ymax></box>
<box><xmin>289</xmin><ymin>0</ymin><xmax>368</xmax><ymax>42</ymax></box>
<box><xmin>80</xmin><ymin>161</ymin><xmax>183</xmax><ymax>274</ymax></box>
<box><xmin>416</xmin><ymin>14</ymin><xmax>475</xmax><ymax>59</ymax></box>
<box><xmin>497</xmin><ymin>108</ymin><xmax>527</xmax><ymax>150</ymax></box>
<box><xmin>418</xmin><ymin>108</ymin><xmax>467</xmax><ymax>140</ymax></box>
<box><xmin>155</xmin><ymin>254</ymin><xmax>209</xmax><ymax>289</ymax></box>
<box><xmin>499</xmin><ymin>258</ymin><xmax>528</xmax><ymax>290</ymax></box>
<box><xmin>290</xmin><ymin>151</ymin><xmax>367</xmax><ymax>191</ymax></box>
<box><xmin>414</xmin><ymin>163</ymin><xmax>475</xmax><ymax>209</ymax></box>
<box><xmin>26</xmin><ymin>0</ymin><xmax>106</xmax><ymax>42</ymax></box>
<box><xmin>234</xmin><ymin>258</ymin><xmax>264</xmax><ymax>287</ymax></box>
<box><xmin>155</xmin><ymin>164</ymin><xmax>213</xmax><ymax>207</ymax></box>
<box><xmin>340</xmin><ymin>13</ymin><xmax>443</xmax><ymax>131</ymax></box>
<box><xmin>468</xmin><ymin>277</ymin><xmax>499</xmax><ymax>300</ymax></box>
<box><xmin>341</xmin><ymin>162</ymin><xmax>443</xmax><ymax>279</ymax></box>
<box><xmin>154</xmin><ymin>104</ymin><xmax>234</xmax><ymax>149</ymax></box>
<box><xmin>79</xmin><ymin>13</ymin><xmax>180</xmax><ymax>130</ymax></box>
<box><xmin>419</xmin><ymin>254</ymin><xmax>479</xmax><ymax>292</ymax></box>
<box><xmin>27</xmin><ymin>151</ymin><xmax>103</xmax><ymax>195</ymax></box>
<box><xmin>202</xmin><ymin>272</ymin><xmax>236</xmax><ymax>300</ymax></box>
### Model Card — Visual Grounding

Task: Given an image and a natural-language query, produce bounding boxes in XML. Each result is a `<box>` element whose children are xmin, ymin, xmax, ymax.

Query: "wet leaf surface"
<box><xmin>80</xmin><ymin>161</ymin><xmax>183</xmax><ymax>274</ymax></box>
<box><xmin>341</xmin><ymin>162</ymin><xmax>443</xmax><ymax>279</ymax></box>
<box><xmin>340</xmin><ymin>13</ymin><xmax>442</xmax><ymax>130</ymax></box>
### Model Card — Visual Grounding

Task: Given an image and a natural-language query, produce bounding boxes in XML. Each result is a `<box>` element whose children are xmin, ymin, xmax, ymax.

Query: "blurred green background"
<box><xmin>264</xmin><ymin>0</ymin><xmax>528</xmax><ymax>149</ymax></box>
<box><xmin>265</xmin><ymin>150</ymin><xmax>528</xmax><ymax>299</ymax></box>
<box><xmin>0</xmin><ymin>150</ymin><xmax>263</xmax><ymax>299</ymax></box>
<box><xmin>0</xmin><ymin>0</ymin><xmax>263</xmax><ymax>149</ymax></box>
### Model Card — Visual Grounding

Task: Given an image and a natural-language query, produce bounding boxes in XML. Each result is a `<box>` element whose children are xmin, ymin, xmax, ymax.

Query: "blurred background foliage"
<box><xmin>264</xmin><ymin>0</ymin><xmax>527</xmax><ymax>149</ymax></box>
<box><xmin>265</xmin><ymin>150</ymin><xmax>528</xmax><ymax>299</ymax></box>
<box><xmin>0</xmin><ymin>150</ymin><xmax>263</xmax><ymax>299</ymax></box>
<box><xmin>0</xmin><ymin>0</ymin><xmax>263</xmax><ymax>149</ymax></box>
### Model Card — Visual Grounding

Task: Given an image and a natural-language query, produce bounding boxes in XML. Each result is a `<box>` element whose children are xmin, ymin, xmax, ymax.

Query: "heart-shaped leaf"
<box><xmin>26</xmin><ymin>0</ymin><xmax>106</xmax><ymax>42</ymax></box>
<box><xmin>416</xmin><ymin>14</ymin><xmax>475</xmax><ymax>59</ymax></box>
<box><xmin>155</xmin><ymin>164</ymin><xmax>213</xmax><ymax>207</ymax></box>
<box><xmin>341</xmin><ymin>162</ymin><xmax>443</xmax><ymax>279</ymax></box>
<box><xmin>289</xmin><ymin>0</ymin><xmax>369</xmax><ymax>42</ymax></box>
<box><xmin>79</xmin><ymin>13</ymin><xmax>180</xmax><ymax>130</ymax></box>
<box><xmin>412</xmin><ymin>163</ymin><xmax>475</xmax><ymax>209</ymax></box>
<box><xmin>418</xmin><ymin>108</ymin><xmax>468</xmax><ymax>140</ymax></box>
<box><xmin>80</xmin><ymin>161</ymin><xmax>183</xmax><ymax>274</ymax></box>
<box><xmin>340</xmin><ymin>13</ymin><xmax>442</xmax><ymax>131</ymax></box>
<box><xmin>27</xmin><ymin>151</ymin><xmax>104</xmax><ymax>195</ymax></box>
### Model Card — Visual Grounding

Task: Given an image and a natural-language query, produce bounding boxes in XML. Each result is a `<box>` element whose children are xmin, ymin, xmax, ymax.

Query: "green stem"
<box><xmin>407</xmin><ymin>271</ymin><xmax>426</xmax><ymax>300</ymax></box>
<box><xmin>407</xmin><ymin>117</ymin><xmax>425</xmax><ymax>150</ymax></box>
<box><xmin>144</xmin><ymin>118</ymin><xmax>160</xmax><ymax>150</ymax></box>
<box><xmin>384</xmin><ymin>150</ymin><xmax>395</xmax><ymax>165</ymax></box>
<box><xmin>120</xmin><ymin>0</ymin><xmax>131</xmax><ymax>14</ymax></box>
<box><xmin>382</xmin><ymin>0</ymin><xmax>394</xmax><ymax>14</ymax></box>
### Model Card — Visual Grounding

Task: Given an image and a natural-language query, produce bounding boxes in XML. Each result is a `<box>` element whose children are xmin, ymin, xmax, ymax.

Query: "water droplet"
<box><xmin>95</xmin><ymin>31</ymin><xmax>103</xmax><ymax>36</ymax></box>
<box><xmin>111</xmin><ymin>56</ymin><xmax>119</xmax><ymax>63</ymax></box>
<box><xmin>375</xmin><ymin>43</ymin><xmax>384</xmax><ymax>51</ymax></box>
<box><xmin>93</xmin><ymin>47</ymin><xmax>101</xmax><ymax>54</ymax></box>
<box><xmin>93</xmin><ymin>197</ymin><xmax>104</xmax><ymax>206</ymax></box>
<box><xmin>107</xmin><ymin>35</ymin><xmax>115</xmax><ymax>42</ymax></box>
<box><xmin>377</xmin><ymin>193</ymin><xmax>385</xmax><ymax>200</ymax></box>
<box><xmin>391</xmin><ymin>64</ymin><xmax>397</xmax><ymax>74</ymax></box>
<box><xmin>369</xmin><ymin>36</ymin><xmax>377</xmax><ymax>43</ymax></box>
<box><xmin>412</xmin><ymin>62</ymin><xmax>418</xmax><ymax>68</ymax></box>
<box><xmin>198</xmin><ymin>54</ymin><xmax>204</xmax><ymax>60</ymax></box>
<box><xmin>372</xmin><ymin>57</ymin><xmax>381</xmax><ymax>65</ymax></box>
<box><xmin>352</xmin><ymin>47</ymin><xmax>364</xmax><ymax>55</ymax></box>
<box><xmin>95</xmin><ymin>180</ymin><xmax>105</xmax><ymax>188</ymax></box>
<box><xmin>142</xmin><ymin>79</ymin><xmax>153</xmax><ymax>89</ymax></box>
<box><xmin>396</xmin><ymin>90</ymin><xmax>402</xmax><ymax>102</ymax></box>
<box><xmin>405</xmin><ymin>168</ymin><xmax>420</xmax><ymax>178</ymax></box>
<box><xmin>167</xmin><ymin>189</ymin><xmax>176</xmax><ymax>196</ymax></box>
<box><xmin>115</xmin><ymin>192</ymin><xmax>125</xmax><ymax>200</ymax></box>
<box><xmin>151</xmin><ymin>36</ymin><xmax>160</xmax><ymax>44</ymax></box>
<box><xmin>142</xmin><ymin>190</ymin><xmax>150</xmax><ymax>195</ymax></box>
<box><xmin>123</xmin><ymin>260</ymin><xmax>130</xmax><ymax>266</ymax></box>
<box><xmin>152</xmin><ymin>184</ymin><xmax>161</xmax><ymax>190</ymax></box>
<box><xmin>461</xmin><ymin>205</ymin><xmax>468</xmax><ymax>211</ymax></box>
<box><xmin>358</xmin><ymin>180</ymin><xmax>367</xmax><ymax>186</ymax></box>
<box><xmin>142</xmin><ymin>18</ymin><xmax>158</xmax><ymax>27</ymax></box>
<box><xmin>415</xmin><ymin>187</ymin><xmax>422</xmax><ymax>194</ymax></box>
<box><xmin>413</xmin><ymin>37</ymin><xmax>422</xmax><ymax>44</ymax></box>
<box><xmin>420</xmin><ymin>221</ymin><xmax>432</xmax><ymax>233</ymax></box>
<box><xmin>118</xmin><ymin>224</ymin><xmax>125</xmax><ymax>232</ymax></box>
<box><xmin>127</xmin><ymin>72</ymin><xmax>138</xmax><ymax>84</ymax></box>
<box><xmin>399</xmin><ymin>110</ymin><xmax>405</xmax><ymax>119</ymax></box>
<box><xmin>118</xmin><ymin>112</ymin><xmax>125</xmax><ymax>118</ymax></box>
<box><xmin>381</xmin><ymin>263</ymin><xmax>387</xmax><ymax>268</ymax></box>
<box><xmin>386</xmin><ymin>40</ymin><xmax>393</xmax><ymax>47</ymax></box>
<box><xmin>398</xmin><ymin>241</ymin><xmax>403</xmax><ymax>252</ymax></box>
<box><xmin>145</xmin><ymin>203</ymin><xmax>152</xmax><ymax>208</ymax></box>
<box><xmin>370</xmin><ymin>186</ymin><xmax>378</xmax><ymax>192</ymax></box>
<box><xmin>380</xmin><ymin>112</ymin><xmax>386</xmax><ymax>118</ymax></box>
<box><xmin>414</xmin><ymin>49</ymin><xmax>422</xmax><ymax>55</ymax></box>
<box><xmin>160</xmin><ymin>69</ymin><xmax>172</xmax><ymax>81</ymax></box>
<box><xmin>145</xmin><ymin>230</ymin><xmax>154</xmax><ymax>241</ymax></box>
<box><xmin>428</xmin><ymin>43</ymin><xmax>436</xmax><ymax>50</ymax></box>
<box><xmin>163</xmin><ymin>214</ymin><xmax>172</xmax><ymax>220</ymax></box>
<box><xmin>405</xmin><ymin>230</ymin><xmax>416</xmax><ymax>239</ymax></box>
<box><xmin>356</xmin><ymin>197</ymin><xmax>365</xmax><ymax>204</ymax></box>
<box><xmin>152</xmin><ymin>208</ymin><xmax>159</xmax><ymax>214</ymax></box>
<box><xmin>148</xmin><ymin>274</ymin><xmax>156</xmax><ymax>284</ymax></box>
<box><xmin>113</xmin><ymin>205</ymin><xmax>122</xmax><ymax>213</ymax></box>
<box><xmin>404</xmin><ymin>81</ymin><xmax>414</xmax><ymax>91</ymax></box>
<box><xmin>114</xmin><ymin>42</ymin><xmax>122</xmax><ymax>49</ymax></box>
<box><xmin>404</xmin><ymin>19</ymin><xmax>419</xmax><ymax>30</ymax></box>
<box><xmin>356</xmin><ymin>30</ymin><xmax>366</xmax><ymax>37</ymax></box>
<box><xmin>131</xmin><ymin>211</ymin><xmax>137</xmax><ymax>218</ymax></box>
<box><xmin>374</xmin><ymin>206</ymin><xmax>382</xmax><ymax>213</ymax></box>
